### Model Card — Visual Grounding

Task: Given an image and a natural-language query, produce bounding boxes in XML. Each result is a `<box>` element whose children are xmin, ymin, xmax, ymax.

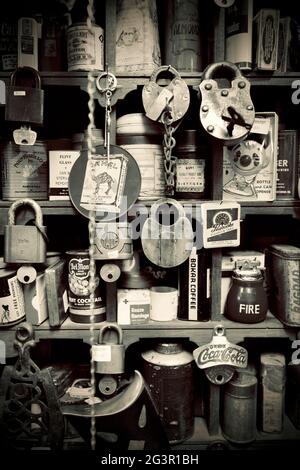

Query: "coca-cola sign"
<box><xmin>193</xmin><ymin>325</ymin><xmax>248</xmax><ymax>369</ymax></box>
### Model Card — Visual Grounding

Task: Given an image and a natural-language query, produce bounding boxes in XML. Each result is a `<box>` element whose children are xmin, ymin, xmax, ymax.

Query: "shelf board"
<box><xmin>1</xmin><ymin>71</ymin><xmax>300</xmax><ymax>88</ymax></box>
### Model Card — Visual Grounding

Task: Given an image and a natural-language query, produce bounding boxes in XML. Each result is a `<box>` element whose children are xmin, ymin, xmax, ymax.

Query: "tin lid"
<box><xmin>232</xmin><ymin>263</ymin><xmax>263</xmax><ymax>281</ymax></box>
<box><xmin>141</xmin><ymin>342</ymin><xmax>193</xmax><ymax>366</ymax></box>
<box><xmin>116</xmin><ymin>113</ymin><xmax>162</xmax><ymax>135</ymax></box>
<box><xmin>176</xmin><ymin>130</ymin><xmax>202</xmax><ymax>148</ymax></box>
<box><xmin>269</xmin><ymin>244</ymin><xmax>300</xmax><ymax>259</ymax></box>
<box><xmin>65</xmin><ymin>250</ymin><xmax>88</xmax><ymax>257</ymax></box>
<box><xmin>225</xmin><ymin>374</ymin><xmax>257</xmax><ymax>398</ymax></box>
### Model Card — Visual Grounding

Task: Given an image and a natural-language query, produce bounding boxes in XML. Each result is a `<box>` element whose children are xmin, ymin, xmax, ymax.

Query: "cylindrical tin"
<box><xmin>175</xmin><ymin>130</ymin><xmax>208</xmax><ymax>199</ymax></box>
<box><xmin>164</xmin><ymin>0</ymin><xmax>203</xmax><ymax>73</ymax></box>
<box><xmin>0</xmin><ymin>269</ymin><xmax>25</xmax><ymax>328</ymax></box>
<box><xmin>141</xmin><ymin>342</ymin><xmax>194</xmax><ymax>443</ymax></box>
<box><xmin>225</xmin><ymin>265</ymin><xmax>268</xmax><ymax>324</ymax></box>
<box><xmin>115</xmin><ymin>0</ymin><xmax>161</xmax><ymax>74</ymax></box>
<box><xmin>0</xmin><ymin>140</ymin><xmax>48</xmax><ymax>200</ymax></box>
<box><xmin>117</xmin><ymin>114</ymin><xmax>165</xmax><ymax>200</ymax></box>
<box><xmin>222</xmin><ymin>373</ymin><xmax>257</xmax><ymax>444</ymax></box>
<box><xmin>267</xmin><ymin>245</ymin><xmax>300</xmax><ymax>327</ymax></box>
<box><xmin>66</xmin><ymin>250</ymin><xmax>105</xmax><ymax>323</ymax></box>
<box><xmin>67</xmin><ymin>22</ymin><xmax>104</xmax><ymax>71</ymax></box>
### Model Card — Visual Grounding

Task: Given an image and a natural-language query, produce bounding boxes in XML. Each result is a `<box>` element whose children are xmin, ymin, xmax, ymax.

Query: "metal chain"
<box><xmin>161</xmin><ymin>110</ymin><xmax>177</xmax><ymax>196</ymax></box>
<box><xmin>86</xmin><ymin>0</ymin><xmax>97</xmax><ymax>452</ymax></box>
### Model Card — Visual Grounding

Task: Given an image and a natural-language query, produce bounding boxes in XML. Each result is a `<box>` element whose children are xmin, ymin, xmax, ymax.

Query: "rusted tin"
<box><xmin>141</xmin><ymin>342</ymin><xmax>194</xmax><ymax>443</ymax></box>
<box><xmin>66</xmin><ymin>250</ymin><xmax>105</xmax><ymax>323</ymax></box>
<box><xmin>1</xmin><ymin>140</ymin><xmax>48</xmax><ymax>200</ymax></box>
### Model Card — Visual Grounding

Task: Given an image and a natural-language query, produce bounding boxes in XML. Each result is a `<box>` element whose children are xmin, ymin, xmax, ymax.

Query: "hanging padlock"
<box><xmin>142</xmin><ymin>65</ymin><xmax>190</xmax><ymax>124</ymax></box>
<box><xmin>141</xmin><ymin>198</ymin><xmax>194</xmax><ymax>268</ymax></box>
<box><xmin>4</xmin><ymin>198</ymin><xmax>47</xmax><ymax>264</ymax></box>
<box><xmin>93</xmin><ymin>323</ymin><xmax>125</xmax><ymax>375</ymax></box>
<box><xmin>5</xmin><ymin>67</ymin><xmax>44</xmax><ymax>125</ymax></box>
<box><xmin>199</xmin><ymin>62</ymin><xmax>255</xmax><ymax>145</ymax></box>
<box><xmin>193</xmin><ymin>325</ymin><xmax>248</xmax><ymax>385</ymax></box>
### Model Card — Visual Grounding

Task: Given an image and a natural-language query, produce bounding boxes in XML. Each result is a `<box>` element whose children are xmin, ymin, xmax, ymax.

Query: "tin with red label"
<box><xmin>66</xmin><ymin>250</ymin><xmax>105</xmax><ymax>323</ymax></box>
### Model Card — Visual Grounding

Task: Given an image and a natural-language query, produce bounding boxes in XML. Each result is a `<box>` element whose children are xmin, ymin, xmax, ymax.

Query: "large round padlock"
<box><xmin>141</xmin><ymin>198</ymin><xmax>194</xmax><ymax>268</ymax></box>
<box><xmin>199</xmin><ymin>62</ymin><xmax>255</xmax><ymax>145</ymax></box>
<box><xmin>4</xmin><ymin>198</ymin><xmax>47</xmax><ymax>264</ymax></box>
<box><xmin>93</xmin><ymin>323</ymin><xmax>125</xmax><ymax>375</ymax></box>
<box><xmin>142</xmin><ymin>65</ymin><xmax>190</xmax><ymax>123</ymax></box>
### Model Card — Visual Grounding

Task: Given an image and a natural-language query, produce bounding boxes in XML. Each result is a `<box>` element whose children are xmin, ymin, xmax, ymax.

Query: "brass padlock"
<box><xmin>199</xmin><ymin>62</ymin><xmax>255</xmax><ymax>145</ymax></box>
<box><xmin>5</xmin><ymin>67</ymin><xmax>44</xmax><ymax>125</ymax></box>
<box><xmin>142</xmin><ymin>65</ymin><xmax>190</xmax><ymax>123</ymax></box>
<box><xmin>93</xmin><ymin>323</ymin><xmax>125</xmax><ymax>375</ymax></box>
<box><xmin>141</xmin><ymin>198</ymin><xmax>194</xmax><ymax>268</ymax></box>
<box><xmin>4</xmin><ymin>198</ymin><xmax>47</xmax><ymax>264</ymax></box>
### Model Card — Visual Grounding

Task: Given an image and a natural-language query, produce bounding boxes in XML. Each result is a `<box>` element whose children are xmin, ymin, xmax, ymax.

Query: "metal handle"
<box><xmin>150</xmin><ymin>64</ymin><xmax>181</xmax><ymax>83</ymax></box>
<box><xmin>8</xmin><ymin>198</ymin><xmax>43</xmax><ymax>226</ymax></box>
<box><xmin>202</xmin><ymin>61</ymin><xmax>242</xmax><ymax>81</ymax></box>
<box><xmin>98</xmin><ymin>323</ymin><xmax>123</xmax><ymax>345</ymax></box>
<box><xmin>149</xmin><ymin>197</ymin><xmax>185</xmax><ymax>222</ymax></box>
<box><xmin>10</xmin><ymin>66</ymin><xmax>41</xmax><ymax>89</ymax></box>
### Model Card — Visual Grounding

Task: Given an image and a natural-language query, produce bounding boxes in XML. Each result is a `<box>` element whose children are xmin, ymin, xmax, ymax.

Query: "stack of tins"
<box><xmin>116</xmin><ymin>113</ymin><xmax>165</xmax><ymax>200</ymax></box>
<box><xmin>1</xmin><ymin>140</ymin><xmax>48</xmax><ymax>200</ymax></box>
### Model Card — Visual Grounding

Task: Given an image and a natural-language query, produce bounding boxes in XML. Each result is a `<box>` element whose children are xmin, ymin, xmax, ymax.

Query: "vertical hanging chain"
<box><xmin>86</xmin><ymin>0</ymin><xmax>97</xmax><ymax>452</ymax></box>
<box><xmin>104</xmin><ymin>89</ymin><xmax>112</xmax><ymax>161</ymax></box>
<box><xmin>161</xmin><ymin>108</ymin><xmax>177</xmax><ymax>196</ymax></box>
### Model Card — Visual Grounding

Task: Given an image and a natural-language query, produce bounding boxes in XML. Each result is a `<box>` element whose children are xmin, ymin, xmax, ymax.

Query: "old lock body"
<box><xmin>4</xmin><ymin>198</ymin><xmax>47</xmax><ymax>264</ymax></box>
<box><xmin>94</xmin><ymin>323</ymin><xmax>125</xmax><ymax>375</ymax></box>
<box><xmin>5</xmin><ymin>67</ymin><xmax>44</xmax><ymax>125</ymax></box>
<box><xmin>142</xmin><ymin>65</ymin><xmax>190</xmax><ymax>123</ymax></box>
<box><xmin>199</xmin><ymin>62</ymin><xmax>255</xmax><ymax>145</ymax></box>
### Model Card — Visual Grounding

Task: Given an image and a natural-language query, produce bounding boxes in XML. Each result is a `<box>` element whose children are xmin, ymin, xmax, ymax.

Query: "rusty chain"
<box><xmin>161</xmin><ymin>109</ymin><xmax>177</xmax><ymax>196</ymax></box>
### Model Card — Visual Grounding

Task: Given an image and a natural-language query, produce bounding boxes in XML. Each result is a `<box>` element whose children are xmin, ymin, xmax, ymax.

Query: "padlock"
<box><xmin>199</xmin><ymin>61</ymin><xmax>255</xmax><ymax>145</ymax></box>
<box><xmin>141</xmin><ymin>198</ymin><xmax>194</xmax><ymax>268</ymax></box>
<box><xmin>93</xmin><ymin>323</ymin><xmax>125</xmax><ymax>375</ymax></box>
<box><xmin>4</xmin><ymin>198</ymin><xmax>47</xmax><ymax>264</ymax></box>
<box><xmin>5</xmin><ymin>67</ymin><xmax>44</xmax><ymax>125</ymax></box>
<box><xmin>142</xmin><ymin>65</ymin><xmax>190</xmax><ymax>123</ymax></box>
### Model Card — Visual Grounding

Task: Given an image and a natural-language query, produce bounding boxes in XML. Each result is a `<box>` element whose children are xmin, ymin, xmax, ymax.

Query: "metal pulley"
<box><xmin>199</xmin><ymin>62</ymin><xmax>255</xmax><ymax>145</ymax></box>
<box><xmin>141</xmin><ymin>198</ymin><xmax>194</xmax><ymax>268</ymax></box>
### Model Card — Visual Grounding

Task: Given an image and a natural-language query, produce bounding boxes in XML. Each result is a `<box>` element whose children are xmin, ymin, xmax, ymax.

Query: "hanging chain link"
<box><xmin>104</xmin><ymin>89</ymin><xmax>112</xmax><ymax>160</ymax></box>
<box><xmin>161</xmin><ymin>107</ymin><xmax>177</xmax><ymax>196</ymax></box>
<box><xmin>86</xmin><ymin>0</ymin><xmax>97</xmax><ymax>452</ymax></box>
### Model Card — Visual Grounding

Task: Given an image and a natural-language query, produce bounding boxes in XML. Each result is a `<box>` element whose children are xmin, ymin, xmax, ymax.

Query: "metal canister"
<box><xmin>225</xmin><ymin>262</ymin><xmax>268</xmax><ymax>324</ymax></box>
<box><xmin>141</xmin><ymin>342</ymin><xmax>194</xmax><ymax>443</ymax></box>
<box><xmin>164</xmin><ymin>0</ymin><xmax>203</xmax><ymax>73</ymax></box>
<box><xmin>0</xmin><ymin>140</ymin><xmax>48</xmax><ymax>200</ymax></box>
<box><xmin>66</xmin><ymin>250</ymin><xmax>105</xmax><ymax>323</ymax></box>
<box><xmin>222</xmin><ymin>373</ymin><xmax>258</xmax><ymax>444</ymax></box>
<box><xmin>67</xmin><ymin>22</ymin><xmax>104</xmax><ymax>71</ymax></box>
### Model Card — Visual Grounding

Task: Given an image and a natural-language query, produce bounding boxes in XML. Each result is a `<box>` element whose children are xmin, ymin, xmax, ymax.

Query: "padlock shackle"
<box><xmin>150</xmin><ymin>64</ymin><xmax>181</xmax><ymax>83</ymax></box>
<box><xmin>202</xmin><ymin>61</ymin><xmax>242</xmax><ymax>82</ymax></box>
<box><xmin>149</xmin><ymin>197</ymin><xmax>186</xmax><ymax>221</ymax></box>
<box><xmin>98</xmin><ymin>323</ymin><xmax>123</xmax><ymax>345</ymax></box>
<box><xmin>10</xmin><ymin>66</ymin><xmax>41</xmax><ymax>89</ymax></box>
<box><xmin>8</xmin><ymin>198</ymin><xmax>43</xmax><ymax>226</ymax></box>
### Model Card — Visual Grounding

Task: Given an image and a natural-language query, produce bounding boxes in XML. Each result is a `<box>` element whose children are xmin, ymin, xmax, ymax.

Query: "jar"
<box><xmin>222</xmin><ymin>373</ymin><xmax>257</xmax><ymax>444</ymax></box>
<box><xmin>141</xmin><ymin>342</ymin><xmax>195</xmax><ymax>443</ymax></box>
<box><xmin>164</xmin><ymin>0</ymin><xmax>203</xmax><ymax>73</ymax></box>
<box><xmin>225</xmin><ymin>263</ymin><xmax>268</xmax><ymax>324</ymax></box>
<box><xmin>175</xmin><ymin>130</ymin><xmax>208</xmax><ymax>199</ymax></box>
<box><xmin>67</xmin><ymin>21</ymin><xmax>104</xmax><ymax>71</ymax></box>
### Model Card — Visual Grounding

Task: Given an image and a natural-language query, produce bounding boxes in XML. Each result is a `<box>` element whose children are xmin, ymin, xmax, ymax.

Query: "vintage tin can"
<box><xmin>164</xmin><ymin>0</ymin><xmax>203</xmax><ymax>73</ymax></box>
<box><xmin>141</xmin><ymin>342</ymin><xmax>195</xmax><ymax>443</ymax></box>
<box><xmin>0</xmin><ymin>140</ymin><xmax>48</xmax><ymax>200</ymax></box>
<box><xmin>67</xmin><ymin>22</ymin><xmax>104</xmax><ymax>71</ymax></box>
<box><xmin>0</xmin><ymin>269</ymin><xmax>25</xmax><ymax>328</ymax></box>
<box><xmin>267</xmin><ymin>245</ymin><xmax>300</xmax><ymax>327</ymax></box>
<box><xmin>222</xmin><ymin>373</ymin><xmax>257</xmax><ymax>444</ymax></box>
<box><xmin>66</xmin><ymin>250</ymin><xmax>105</xmax><ymax>323</ymax></box>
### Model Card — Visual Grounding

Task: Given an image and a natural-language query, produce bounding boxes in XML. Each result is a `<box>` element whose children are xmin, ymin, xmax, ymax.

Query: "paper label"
<box><xmin>62</xmin><ymin>290</ymin><xmax>69</xmax><ymax>313</ymax></box>
<box><xmin>92</xmin><ymin>344</ymin><xmax>111</xmax><ymax>362</ymax></box>
<box><xmin>188</xmin><ymin>249</ymin><xmax>198</xmax><ymax>320</ymax></box>
<box><xmin>201</xmin><ymin>202</ymin><xmax>240</xmax><ymax>248</ymax></box>
<box><xmin>3</xmin><ymin>275</ymin><xmax>25</xmax><ymax>322</ymax></box>
<box><xmin>80</xmin><ymin>154</ymin><xmax>128</xmax><ymax>213</ymax></box>
<box><xmin>176</xmin><ymin>159</ymin><xmax>205</xmax><ymax>192</ymax></box>
<box><xmin>49</xmin><ymin>151</ymin><xmax>80</xmax><ymax>199</ymax></box>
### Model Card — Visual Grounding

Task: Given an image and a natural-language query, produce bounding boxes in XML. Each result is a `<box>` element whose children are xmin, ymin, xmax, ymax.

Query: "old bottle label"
<box><xmin>176</xmin><ymin>159</ymin><xmax>205</xmax><ymax>192</ymax></box>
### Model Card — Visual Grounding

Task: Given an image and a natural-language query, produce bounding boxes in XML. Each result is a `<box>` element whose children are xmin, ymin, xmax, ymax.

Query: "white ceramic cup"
<box><xmin>150</xmin><ymin>286</ymin><xmax>178</xmax><ymax>321</ymax></box>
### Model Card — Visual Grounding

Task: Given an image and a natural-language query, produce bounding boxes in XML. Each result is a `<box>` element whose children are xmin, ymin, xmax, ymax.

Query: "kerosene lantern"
<box><xmin>225</xmin><ymin>260</ymin><xmax>268</xmax><ymax>324</ymax></box>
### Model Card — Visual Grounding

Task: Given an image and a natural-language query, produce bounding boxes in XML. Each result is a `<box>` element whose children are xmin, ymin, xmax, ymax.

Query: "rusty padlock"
<box><xmin>142</xmin><ymin>65</ymin><xmax>190</xmax><ymax>123</ymax></box>
<box><xmin>4</xmin><ymin>198</ymin><xmax>47</xmax><ymax>264</ymax></box>
<box><xmin>5</xmin><ymin>67</ymin><xmax>44</xmax><ymax>125</ymax></box>
<box><xmin>199</xmin><ymin>62</ymin><xmax>255</xmax><ymax>145</ymax></box>
<box><xmin>93</xmin><ymin>323</ymin><xmax>125</xmax><ymax>375</ymax></box>
<box><xmin>141</xmin><ymin>198</ymin><xmax>194</xmax><ymax>268</ymax></box>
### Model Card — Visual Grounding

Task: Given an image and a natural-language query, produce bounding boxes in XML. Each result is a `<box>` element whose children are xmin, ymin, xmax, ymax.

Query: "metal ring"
<box><xmin>96</xmin><ymin>72</ymin><xmax>117</xmax><ymax>93</ymax></box>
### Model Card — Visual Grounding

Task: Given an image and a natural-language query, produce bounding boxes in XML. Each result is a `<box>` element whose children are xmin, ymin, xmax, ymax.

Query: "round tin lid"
<box><xmin>269</xmin><ymin>244</ymin><xmax>300</xmax><ymax>259</ymax></box>
<box><xmin>142</xmin><ymin>342</ymin><xmax>193</xmax><ymax>366</ymax></box>
<box><xmin>117</xmin><ymin>113</ymin><xmax>162</xmax><ymax>135</ymax></box>
<box><xmin>225</xmin><ymin>374</ymin><xmax>257</xmax><ymax>398</ymax></box>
